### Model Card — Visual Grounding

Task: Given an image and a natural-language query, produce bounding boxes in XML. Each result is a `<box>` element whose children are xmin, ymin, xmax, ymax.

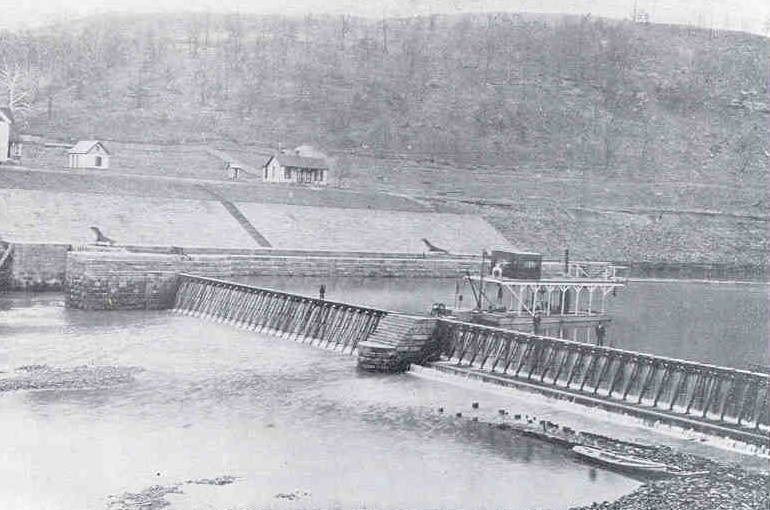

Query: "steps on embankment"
<box><xmin>198</xmin><ymin>186</ymin><xmax>272</xmax><ymax>247</ymax></box>
<box><xmin>218</xmin><ymin>199</ymin><xmax>273</xmax><ymax>247</ymax></box>
<box><xmin>357</xmin><ymin>314</ymin><xmax>437</xmax><ymax>372</ymax></box>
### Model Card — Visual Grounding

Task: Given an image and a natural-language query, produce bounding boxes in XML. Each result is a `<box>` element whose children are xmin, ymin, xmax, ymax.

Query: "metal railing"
<box><xmin>173</xmin><ymin>274</ymin><xmax>388</xmax><ymax>353</ymax></box>
<box><xmin>434</xmin><ymin>318</ymin><xmax>769</xmax><ymax>436</ymax></box>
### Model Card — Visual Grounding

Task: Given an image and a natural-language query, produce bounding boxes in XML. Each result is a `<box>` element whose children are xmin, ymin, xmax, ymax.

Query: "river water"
<box><xmin>240</xmin><ymin>277</ymin><xmax>769</xmax><ymax>369</ymax></box>
<box><xmin>1</xmin><ymin>277</ymin><xmax>765</xmax><ymax>509</ymax></box>
<box><xmin>0</xmin><ymin>293</ymin><xmax>638</xmax><ymax>510</ymax></box>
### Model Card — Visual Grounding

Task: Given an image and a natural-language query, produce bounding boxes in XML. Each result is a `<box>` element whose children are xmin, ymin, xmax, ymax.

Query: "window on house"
<box><xmin>264</xmin><ymin>167</ymin><xmax>268</xmax><ymax>179</ymax></box>
<box><xmin>284</xmin><ymin>168</ymin><xmax>292</xmax><ymax>179</ymax></box>
<box><xmin>94</xmin><ymin>156</ymin><xmax>102</xmax><ymax>167</ymax></box>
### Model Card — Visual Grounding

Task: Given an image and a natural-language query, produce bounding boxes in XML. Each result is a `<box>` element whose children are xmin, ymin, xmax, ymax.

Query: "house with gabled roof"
<box><xmin>263</xmin><ymin>146</ymin><xmax>330</xmax><ymax>185</ymax></box>
<box><xmin>68</xmin><ymin>140</ymin><xmax>110</xmax><ymax>169</ymax></box>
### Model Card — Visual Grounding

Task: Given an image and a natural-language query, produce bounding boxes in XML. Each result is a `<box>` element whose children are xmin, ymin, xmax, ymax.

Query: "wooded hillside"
<box><xmin>2</xmin><ymin>12</ymin><xmax>767</xmax><ymax>178</ymax></box>
<box><xmin>1</xmin><ymin>12</ymin><xmax>767</xmax><ymax>265</ymax></box>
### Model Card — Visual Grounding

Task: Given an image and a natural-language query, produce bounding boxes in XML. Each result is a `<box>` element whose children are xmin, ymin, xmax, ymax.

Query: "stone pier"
<box><xmin>65</xmin><ymin>252</ymin><xmax>179</xmax><ymax>310</ymax></box>
<box><xmin>357</xmin><ymin>315</ymin><xmax>438</xmax><ymax>372</ymax></box>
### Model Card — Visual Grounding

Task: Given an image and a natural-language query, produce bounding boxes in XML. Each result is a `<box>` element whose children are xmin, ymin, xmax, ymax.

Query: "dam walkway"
<box><xmin>173</xmin><ymin>274</ymin><xmax>769</xmax><ymax>446</ymax></box>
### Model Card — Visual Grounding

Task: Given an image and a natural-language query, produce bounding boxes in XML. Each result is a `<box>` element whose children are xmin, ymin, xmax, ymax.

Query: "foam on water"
<box><xmin>409</xmin><ymin>365</ymin><xmax>770</xmax><ymax>467</ymax></box>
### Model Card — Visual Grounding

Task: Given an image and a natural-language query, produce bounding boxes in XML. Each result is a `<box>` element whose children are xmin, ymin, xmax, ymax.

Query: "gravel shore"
<box><xmin>0</xmin><ymin>364</ymin><xmax>140</xmax><ymax>392</ymax></box>
<box><xmin>568</xmin><ymin>441</ymin><xmax>769</xmax><ymax>510</ymax></box>
<box><xmin>495</xmin><ymin>416</ymin><xmax>770</xmax><ymax>510</ymax></box>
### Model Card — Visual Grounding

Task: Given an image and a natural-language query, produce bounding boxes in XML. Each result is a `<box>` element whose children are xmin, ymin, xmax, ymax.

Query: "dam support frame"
<box><xmin>429</xmin><ymin>318</ymin><xmax>769</xmax><ymax>446</ymax></box>
<box><xmin>64</xmin><ymin>269</ymin><xmax>770</xmax><ymax>447</ymax></box>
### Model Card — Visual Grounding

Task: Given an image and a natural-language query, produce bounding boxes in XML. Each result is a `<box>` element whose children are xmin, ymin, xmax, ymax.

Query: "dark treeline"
<box><xmin>0</xmin><ymin>12</ymin><xmax>768</xmax><ymax>179</ymax></box>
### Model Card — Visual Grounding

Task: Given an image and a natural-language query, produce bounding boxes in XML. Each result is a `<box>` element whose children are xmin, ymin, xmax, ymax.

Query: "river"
<box><xmin>1</xmin><ymin>277</ymin><xmax>765</xmax><ymax>509</ymax></box>
<box><xmin>238</xmin><ymin>276</ymin><xmax>769</xmax><ymax>369</ymax></box>
<box><xmin>0</xmin><ymin>293</ymin><xmax>637</xmax><ymax>510</ymax></box>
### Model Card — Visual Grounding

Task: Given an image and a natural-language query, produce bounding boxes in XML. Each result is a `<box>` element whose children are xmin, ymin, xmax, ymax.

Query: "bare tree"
<box><xmin>0</xmin><ymin>59</ymin><xmax>36</xmax><ymax>117</ymax></box>
<box><xmin>483</xmin><ymin>14</ymin><xmax>497</xmax><ymax>83</ymax></box>
<box><xmin>340</xmin><ymin>15</ymin><xmax>352</xmax><ymax>50</ymax></box>
<box><xmin>186</xmin><ymin>17</ymin><xmax>202</xmax><ymax>57</ymax></box>
<box><xmin>194</xmin><ymin>58</ymin><xmax>213</xmax><ymax>105</ymax></box>
<box><xmin>126</xmin><ymin>76</ymin><xmax>151</xmax><ymax>108</ymax></box>
<box><xmin>221</xmin><ymin>14</ymin><xmax>245</xmax><ymax>101</ymax></box>
<box><xmin>381</xmin><ymin>16</ymin><xmax>388</xmax><ymax>54</ymax></box>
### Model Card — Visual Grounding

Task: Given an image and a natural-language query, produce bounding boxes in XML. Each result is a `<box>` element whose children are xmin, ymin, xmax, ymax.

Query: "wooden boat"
<box><xmin>571</xmin><ymin>445</ymin><xmax>707</xmax><ymax>478</ymax></box>
<box><xmin>665</xmin><ymin>467</ymin><xmax>710</xmax><ymax>478</ymax></box>
<box><xmin>572</xmin><ymin>445</ymin><xmax>667</xmax><ymax>471</ymax></box>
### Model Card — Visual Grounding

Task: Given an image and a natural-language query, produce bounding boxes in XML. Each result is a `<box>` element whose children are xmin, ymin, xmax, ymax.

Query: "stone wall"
<box><xmin>66</xmin><ymin>253</ymin><xmax>179</xmax><ymax>310</ymax></box>
<box><xmin>7</xmin><ymin>243</ymin><xmax>71</xmax><ymax>290</ymax></box>
<box><xmin>65</xmin><ymin>251</ymin><xmax>480</xmax><ymax>310</ymax></box>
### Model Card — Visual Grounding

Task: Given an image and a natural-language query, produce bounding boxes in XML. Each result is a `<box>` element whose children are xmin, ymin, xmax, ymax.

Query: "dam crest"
<box><xmin>169</xmin><ymin>273</ymin><xmax>769</xmax><ymax>447</ymax></box>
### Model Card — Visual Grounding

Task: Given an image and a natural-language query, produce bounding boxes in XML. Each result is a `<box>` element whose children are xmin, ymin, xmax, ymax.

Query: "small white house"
<box><xmin>263</xmin><ymin>147</ymin><xmax>330</xmax><ymax>185</ymax></box>
<box><xmin>0</xmin><ymin>107</ymin><xmax>22</xmax><ymax>164</ymax></box>
<box><xmin>68</xmin><ymin>140</ymin><xmax>110</xmax><ymax>169</ymax></box>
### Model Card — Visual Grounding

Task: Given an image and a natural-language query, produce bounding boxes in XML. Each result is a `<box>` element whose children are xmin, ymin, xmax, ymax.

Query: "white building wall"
<box><xmin>0</xmin><ymin>122</ymin><xmax>9</xmax><ymax>163</ymax></box>
<box><xmin>264</xmin><ymin>158</ymin><xmax>289</xmax><ymax>183</ymax></box>
<box><xmin>85</xmin><ymin>153</ymin><xmax>109</xmax><ymax>169</ymax></box>
<box><xmin>68</xmin><ymin>151</ymin><xmax>110</xmax><ymax>169</ymax></box>
<box><xmin>262</xmin><ymin>157</ymin><xmax>329</xmax><ymax>185</ymax></box>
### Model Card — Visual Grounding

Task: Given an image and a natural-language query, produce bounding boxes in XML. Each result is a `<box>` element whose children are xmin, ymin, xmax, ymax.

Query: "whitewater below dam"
<box><xmin>0</xmin><ymin>278</ymin><xmax>765</xmax><ymax>509</ymax></box>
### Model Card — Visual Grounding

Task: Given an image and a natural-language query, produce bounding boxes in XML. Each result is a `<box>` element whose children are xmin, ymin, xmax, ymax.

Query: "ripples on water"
<box><xmin>0</xmin><ymin>294</ymin><xmax>638</xmax><ymax>510</ymax></box>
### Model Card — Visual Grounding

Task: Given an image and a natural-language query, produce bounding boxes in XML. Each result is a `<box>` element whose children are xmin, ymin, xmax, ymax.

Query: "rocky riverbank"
<box><xmin>567</xmin><ymin>438</ymin><xmax>769</xmax><ymax>510</ymax></box>
<box><xmin>468</xmin><ymin>411</ymin><xmax>769</xmax><ymax>510</ymax></box>
<box><xmin>577</xmin><ymin>470</ymin><xmax>768</xmax><ymax>510</ymax></box>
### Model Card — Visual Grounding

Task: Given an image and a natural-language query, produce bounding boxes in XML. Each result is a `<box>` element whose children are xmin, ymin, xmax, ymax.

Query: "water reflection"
<box><xmin>239</xmin><ymin>276</ymin><xmax>768</xmax><ymax>368</ymax></box>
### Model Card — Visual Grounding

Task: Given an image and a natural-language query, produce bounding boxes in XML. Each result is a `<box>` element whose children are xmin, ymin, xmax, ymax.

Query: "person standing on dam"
<box><xmin>595</xmin><ymin>323</ymin><xmax>607</xmax><ymax>347</ymax></box>
<box><xmin>319</xmin><ymin>284</ymin><xmax>326</xmax><ymax>300</ymax></box>
<box><xmin>533</xmin><ymin>312</ymin><xmax>542</xmax><ymax>336</ymax></box>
